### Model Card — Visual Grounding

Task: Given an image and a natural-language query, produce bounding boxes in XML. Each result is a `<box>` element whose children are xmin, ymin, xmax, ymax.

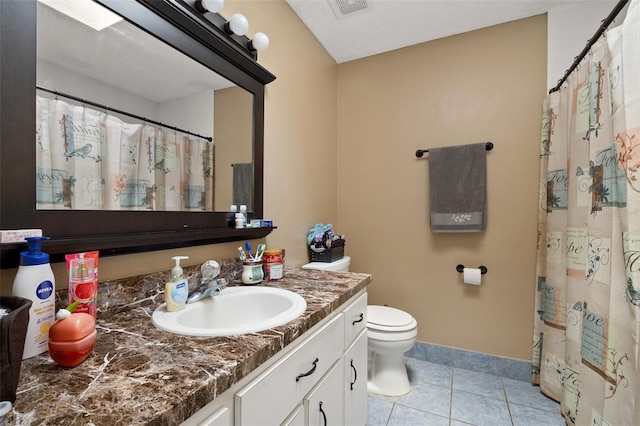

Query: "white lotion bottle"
<box><xmin>12</xmin><ymin>237</ymin><xmax>56</xmax><ymax>359</ymax></box>
<box><xmin>165</xmin><ymin>256</ymin><xmax>189</xmax><ymax>312</ymax></box>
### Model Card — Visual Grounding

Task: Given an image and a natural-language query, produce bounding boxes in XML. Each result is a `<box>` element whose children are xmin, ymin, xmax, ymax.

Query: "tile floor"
<box><xmin>366</xmin><ymin>358</ymin><xmax>565</xmax><ymax>426</ymax></box>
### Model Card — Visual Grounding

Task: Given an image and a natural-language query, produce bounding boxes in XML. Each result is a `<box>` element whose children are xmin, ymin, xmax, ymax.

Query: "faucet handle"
<box><xmin>201</xmin><ymin>260</ymin><xmax>220</xmax><ymax>280</ymax></box>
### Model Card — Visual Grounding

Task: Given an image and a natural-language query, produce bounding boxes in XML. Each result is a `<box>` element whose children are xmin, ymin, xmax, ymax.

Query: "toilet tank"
<box><xmin>301</xmin><ymin>256</ymin><xmax>351</xmax><ymax>272</ymax></box>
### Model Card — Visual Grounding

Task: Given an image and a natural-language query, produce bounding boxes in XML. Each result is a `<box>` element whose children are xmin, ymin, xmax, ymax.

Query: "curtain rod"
<box><xmin>549</xmin><ymin>0</ymin><xmax>629</xmax><ymax>94</ymax></box>
<box><xmin>36</xmin><ymin>85</ymin><xmax>213</xmax><ymax>142</ymax></box>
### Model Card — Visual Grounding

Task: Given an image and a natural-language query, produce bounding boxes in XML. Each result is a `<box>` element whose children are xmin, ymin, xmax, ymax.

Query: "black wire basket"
<box><xmin>308</xmin><ymin>243</ymin><xmax>345</xmax><ymax>263</ymax></box>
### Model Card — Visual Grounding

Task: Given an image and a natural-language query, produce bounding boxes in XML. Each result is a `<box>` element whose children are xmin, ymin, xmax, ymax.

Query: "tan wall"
<box><xmin>336</xmin><ymin>15</ymin><xmax>547</xmax><ymax>360</ymax></box>
<box><xmin>240</xmin><ymin>1</ymin><xmax>339</xmax><ymax>266</ymax></box>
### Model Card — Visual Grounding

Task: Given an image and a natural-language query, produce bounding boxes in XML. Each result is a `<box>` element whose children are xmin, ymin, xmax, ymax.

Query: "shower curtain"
<box><xmin>532</xmin><ymin>1</ymin><xmax>640</xmax><ymax>424</ymax></box>
<box><xmin>35</xmin><ymin>96</ymin><xmax>214</xmax><ymax>211</ymax></box>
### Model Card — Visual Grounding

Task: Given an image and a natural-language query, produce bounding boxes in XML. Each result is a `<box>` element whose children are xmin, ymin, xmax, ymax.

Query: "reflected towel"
<box><xmin>428</xmin><ymin>143</ymin><xmax>487</xmax><ymax>232</ymax></box>
<box><xmin>232</xmin><ymin>163</ymin><xmax>253</xmax><ymax>211</ymax></box>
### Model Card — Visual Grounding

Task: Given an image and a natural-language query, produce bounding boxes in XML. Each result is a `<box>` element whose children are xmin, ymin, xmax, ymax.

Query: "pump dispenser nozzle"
<box><xmin>20</xmin><ymin>236</ymin><xmax>52</xmax><ymax>266</ymax></box>
<box><xmin>171</xmin><ymin>256</ymin><xmax>189</xmax><ymax>277</ymax></box>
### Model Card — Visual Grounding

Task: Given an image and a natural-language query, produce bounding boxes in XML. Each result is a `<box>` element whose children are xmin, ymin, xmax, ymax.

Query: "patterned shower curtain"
<box><xmin>35</xmin><ymin>96</ymin><xmax>214</xmax><ymax>211</ymax></box>
<box><xmin>532</xmin><ymin>1</ymin><xmax>640</xmax><ymax>424</ymax></box>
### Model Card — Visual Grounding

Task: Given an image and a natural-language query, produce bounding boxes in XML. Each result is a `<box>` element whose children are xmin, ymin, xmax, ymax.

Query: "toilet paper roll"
<box><xmin>463</xmin><ymin>268</ymin><xmax>482</xmax><ymax>285</ymax></box>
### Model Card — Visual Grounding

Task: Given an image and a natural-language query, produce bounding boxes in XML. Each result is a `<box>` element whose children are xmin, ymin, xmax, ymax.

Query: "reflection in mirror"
<box><xmin>36</xmin><ymin>0</ymin><xmax>254</xmax><ymax>212</ymax></box>
<box><xmin>0</xmin><ymin>0</ymin><xmax>275</xmax><ymax>267</ymax></box>
<box><xmin>214</xmin><ymin>87</ymin><xmax>254</xmax><ymax>211</ymax></box>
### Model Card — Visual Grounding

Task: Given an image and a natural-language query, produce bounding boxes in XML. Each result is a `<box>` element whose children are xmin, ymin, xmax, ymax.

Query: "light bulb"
<box><xmin>250</xmin><ymin>32</ymin><xmax>269</xmax><ymax>52</ymax></box>
<box><xmin>196</xmin><ymin>0</ymin><xmax>224</xmax><ymax>13</ymax></box>
<box><xmin>228</xmin><ymin>13</ymin><xmax>249</xmax><ymax>36</ymax></box>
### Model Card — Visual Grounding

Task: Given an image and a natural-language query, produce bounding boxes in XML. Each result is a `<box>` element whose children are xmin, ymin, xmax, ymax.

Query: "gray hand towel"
<box><xmin>428</xmin><ymin>142</ymin><xmax>487</xmax><ymax>232</ymax></box>
<box><xmin>232</xmin><ymin>163</ymin><xmax>253</xmax><ymax>211</ymax></box>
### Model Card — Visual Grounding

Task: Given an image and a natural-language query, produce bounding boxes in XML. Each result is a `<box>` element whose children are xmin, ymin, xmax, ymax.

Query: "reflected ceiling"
<box><xmin>37</xmin><ymin>0</ymin><xmax>234</xmax><ymax>103</ymax></box>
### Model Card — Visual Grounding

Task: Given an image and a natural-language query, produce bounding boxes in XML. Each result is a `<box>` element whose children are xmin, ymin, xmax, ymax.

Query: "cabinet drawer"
<box><xmin>343</xmin><ymin>292</ymin><xmax>367</xmax><ymax>349</ymax></box>
<box><xmin>235</xmin><ymin>313</ymin><xmax>344</xmax><ymax>426</ymax></box>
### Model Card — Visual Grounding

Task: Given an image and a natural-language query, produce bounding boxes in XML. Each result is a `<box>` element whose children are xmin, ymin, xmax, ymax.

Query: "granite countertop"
<box><xmin>10</xmin><ymin>264</ymin><xmax>371</xmax><ymax>425</ymax></box>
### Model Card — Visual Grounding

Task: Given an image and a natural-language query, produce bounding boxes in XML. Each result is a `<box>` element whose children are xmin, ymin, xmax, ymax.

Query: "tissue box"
<box><xmin>0</xmin><ymin>229</ymin><xmax>42</xmax><ymax>243</ymax></box>
<box><xmin>308</xmin><ymin>245</ymin><xmax>345</xmax><ymax>263</ymax></box>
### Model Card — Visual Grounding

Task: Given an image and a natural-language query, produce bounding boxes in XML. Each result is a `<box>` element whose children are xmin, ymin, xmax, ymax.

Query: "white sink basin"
<box><xmin>151</xmin><ymin>286</ymin><xmax>307</xmax><ymax>337</ymax></box>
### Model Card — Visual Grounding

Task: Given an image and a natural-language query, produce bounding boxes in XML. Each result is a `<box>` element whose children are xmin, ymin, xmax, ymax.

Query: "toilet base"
<box><xmin>367</xmin><ymin>351</ymin><xmax>411</xmax><ymax>397</ymax></box>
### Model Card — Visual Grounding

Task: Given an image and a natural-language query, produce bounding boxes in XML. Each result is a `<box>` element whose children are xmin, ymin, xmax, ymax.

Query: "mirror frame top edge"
<box><xmin>0</xmin><ymin>0</ymin><xmax>276</xmax><ymax>268</ymax></box>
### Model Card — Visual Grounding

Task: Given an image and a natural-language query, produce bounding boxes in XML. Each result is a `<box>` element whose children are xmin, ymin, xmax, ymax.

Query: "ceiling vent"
<box><xmin>327</xmin><ymin>0</ymin><xmax>373</xmax><ymax>19</ymax></box>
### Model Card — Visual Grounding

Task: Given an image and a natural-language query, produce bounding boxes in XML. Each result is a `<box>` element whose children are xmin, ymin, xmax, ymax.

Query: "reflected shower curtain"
<box><xmin>532</xmin><ymin>1</ymin><xmax>640</xmax><ymax>424</ymax></box>
<box><xmin>36</xmin><ymin>96</ymin><xmax>214</xmax><ymax>211</ymax></box>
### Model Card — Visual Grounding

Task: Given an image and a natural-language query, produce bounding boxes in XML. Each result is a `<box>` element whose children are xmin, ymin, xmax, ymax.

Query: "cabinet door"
<box><xmin>304</xmin><ymin>359</ymin><xmax>344</xmax><ymax>426</ymax></box>
<box><xmin>344</xmin><ymin>330</ymin><xmax>368</xmax><ymax>426</ymax></box>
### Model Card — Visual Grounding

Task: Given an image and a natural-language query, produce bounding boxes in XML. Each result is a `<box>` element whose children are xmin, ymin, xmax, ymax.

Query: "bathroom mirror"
<box><xmin>0</xmin><ymin>0</ymin><xmax>276</xmax><ymax>267</ymax></box>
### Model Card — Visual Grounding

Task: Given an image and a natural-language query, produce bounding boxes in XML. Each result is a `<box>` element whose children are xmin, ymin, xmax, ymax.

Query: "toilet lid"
<box><xmin>367</xmin><ymin>305</ymin><xmax>416</xmax><ymax>330</ymax></box>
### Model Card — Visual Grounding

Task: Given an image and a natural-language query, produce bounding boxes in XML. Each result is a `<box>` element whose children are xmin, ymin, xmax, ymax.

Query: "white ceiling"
<box><xmin>285</xmin><ymin>0</ymin><xmax>598</xmax><ymax>63</ymax></box>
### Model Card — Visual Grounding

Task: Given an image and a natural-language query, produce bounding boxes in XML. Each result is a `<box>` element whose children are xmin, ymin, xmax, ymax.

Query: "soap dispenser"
<box><xmin>165</xmin><ymin>256</ymin><xmax>189</xmax><ymax>312</ymax></box>
<box><xmin>12</xmin><ymin>237</ymin><xmax>56</xmax><ymax>359</ymax></box>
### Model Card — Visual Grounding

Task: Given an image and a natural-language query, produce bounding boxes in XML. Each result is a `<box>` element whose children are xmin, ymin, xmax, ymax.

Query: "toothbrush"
<box><xmin>255</xmin><ymin>243</ymin><xmax>266</xmax><ymax>261</ymax></box>
<box><xmin>244</xmin><ymin>242</ymin><xmax>254</xmax><ymax>259</ymax></box>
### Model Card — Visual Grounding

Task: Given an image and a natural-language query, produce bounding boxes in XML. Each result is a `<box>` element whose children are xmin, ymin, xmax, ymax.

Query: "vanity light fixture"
<box><xmin>195</xmin><ymin>0</ymin><xmax>224</xmax><ymax>14</ymax></box>
<box><xmin>193</xmin><ymin>3</ymin><xmax>269</xmax><ymax>55</ymax></box>
<box><xmin>249</xmin><ymin>32</ymin><xmax>270</xmax><ymax>52</ymax></box>
<box><xmin>225</xmin><ymin>13</ymin><xmax>249</xmax><ymax>36</ymax></box>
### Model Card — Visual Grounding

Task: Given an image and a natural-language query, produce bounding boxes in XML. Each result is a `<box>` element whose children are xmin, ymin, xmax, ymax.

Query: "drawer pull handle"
<box><xmin>319</xmin><ymin>401</ymin><xmax>327</xmax><ymax>426</ymax></box>
<box><xmin>350</xmin><ymin>359</ymin><xmax>357</xmax><ymax>390</ymax></box>
<box><xmin>352</xmin><ymin>313</ymin><xmax>364</xmax><ymax>325</ymax></box>
<box><xmin>295</xmin><ymin>357</ymin><xmax>319</xmax><ymax>382</ymax></box>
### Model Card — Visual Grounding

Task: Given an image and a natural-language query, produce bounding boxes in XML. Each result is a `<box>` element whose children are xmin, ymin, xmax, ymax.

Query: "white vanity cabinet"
<box><xmin>282</xmin><ymin>405</ymin><xmax>305</xmax><ymax>426</ymax></box>
<box><xmin>234</xmin><ymin>313</ymin><xmax>345</xmax><ymax>425</ymax></box>
<box><xmin>184</xmin><ymin>289</ymin><xmax>368</xmax><ymax>426</ymax></box>
<box><xmin>195</xmin><ymin>407</ymin><xmax>231</xmax><ymax>426</ymax></box>
<box><xmin>342</xmin><ymin>293</ymin><xmax>368</xmax><ymax>426</ymax></box>
<box><xmin>344</xmin><ymin>331</ymin><xmax>368</xmax><ymax>426</ymax></box>
<box><xmin>305</xmin><ymin>358</ymin><xmax>345</xmax><ymax>425</ymax></box>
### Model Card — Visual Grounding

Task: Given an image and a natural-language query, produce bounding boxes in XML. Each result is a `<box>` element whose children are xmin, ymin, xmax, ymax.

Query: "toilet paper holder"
<box><xmin>456</xmin><ymin>264</ymin><xmax>487</xmax><ymax>274</ymax></box>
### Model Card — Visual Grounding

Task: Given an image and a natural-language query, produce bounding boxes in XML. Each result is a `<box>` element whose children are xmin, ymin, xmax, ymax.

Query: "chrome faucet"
<box><xmin>187</xmin><ymin>260</ymin><xmax>229</xmax><ymax>304</ymax></box>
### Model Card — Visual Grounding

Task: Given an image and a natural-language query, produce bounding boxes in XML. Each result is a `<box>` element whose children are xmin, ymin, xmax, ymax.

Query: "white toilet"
<box><xmin>366</xmin><ymin>305</ymin><xmax>417</xmax><ymax>396</ymax></box>
<box><xmin>301</xmin><ymin>256</ymin><xmax>352</xmax><ymax>272</ymax></box>
<box><xmin>301</xmin><ymin>256</ymin><xmax>418</xmax><ymax>397</ymax></box>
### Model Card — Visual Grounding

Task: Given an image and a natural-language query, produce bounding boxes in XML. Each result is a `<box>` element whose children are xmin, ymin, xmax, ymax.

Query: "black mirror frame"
<box><xmin>0</xmin><ymin>0</ymin><xmax>276</xmax><ymax>268</ymax></box>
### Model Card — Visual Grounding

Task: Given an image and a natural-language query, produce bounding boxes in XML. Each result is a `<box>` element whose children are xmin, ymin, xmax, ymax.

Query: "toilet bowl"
<box><xmin>301</xmin><ymin>256</ymin><xmax>418</xmax><ymax>397</ymax></box>
<box><xmin>366</xmin><ymin>305</ymin><xmax>417</xmax><ymax>396</ymax></box>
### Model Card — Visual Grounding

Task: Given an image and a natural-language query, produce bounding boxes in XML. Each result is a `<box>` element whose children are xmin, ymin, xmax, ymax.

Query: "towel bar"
<box><xmin>456</xmin><ymin>264</ymin><xmax>487</xmax><ymax>274</ymax></box>
<box><xmin>416</xmin><ymin>142</ymin><xmax>493</xmax><ymax>158</ymax></box>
